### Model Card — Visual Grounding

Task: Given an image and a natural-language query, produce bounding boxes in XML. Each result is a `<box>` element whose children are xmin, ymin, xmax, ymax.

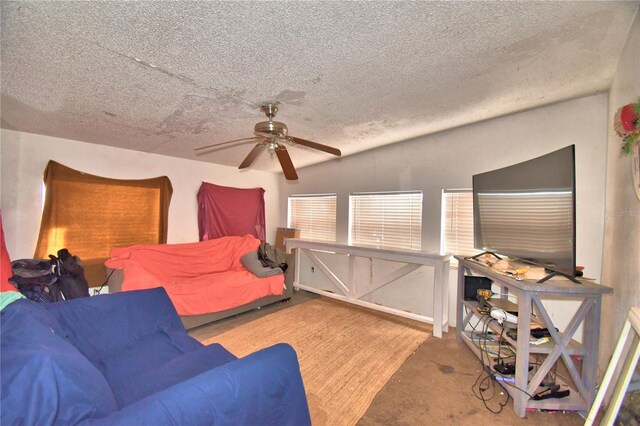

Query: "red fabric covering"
<box><xmin>197</xmin><ymin>182</ymin><xmax>266</xmax><ymax>242</ymax></box>
<box><xmin>1</xmin><ymin>210</ymin><xmax>18</xmax><ymax>292</ymax></box>
<box><xmin>105</xmin><ymin>235</ymin><xmax>283</xmax><ymax>316</ymax></box>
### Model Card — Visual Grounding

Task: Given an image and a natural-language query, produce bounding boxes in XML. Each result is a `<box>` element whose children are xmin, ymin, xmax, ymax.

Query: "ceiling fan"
<box><xmin>195</xmin><ymin>103</ymin><xmax>341</xmax><ymax>180</ymax></box>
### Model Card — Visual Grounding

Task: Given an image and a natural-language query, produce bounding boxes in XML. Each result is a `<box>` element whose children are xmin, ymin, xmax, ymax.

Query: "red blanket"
<box><xmin>105</xmin><ymin>235</ymin><xmax>284</xmax><ymax>315</ymax></box>
<box><xmin>1</xmin><ymin>210</ymin><xmax>17</xmax><ymax>293</ymax></box>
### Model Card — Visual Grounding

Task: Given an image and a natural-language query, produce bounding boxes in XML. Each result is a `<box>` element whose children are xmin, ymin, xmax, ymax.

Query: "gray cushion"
<box><xmin>240</xmin><ymin>251</ymin><xmax>283</xmax><ymax>278</ymax></box>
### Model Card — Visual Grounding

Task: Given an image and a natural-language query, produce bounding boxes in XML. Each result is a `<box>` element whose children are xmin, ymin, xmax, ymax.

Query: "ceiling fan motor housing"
<box><xmin>254</xmin><ymin>120</ymin><xmax>288</xmax><ymax>138</ymax></box>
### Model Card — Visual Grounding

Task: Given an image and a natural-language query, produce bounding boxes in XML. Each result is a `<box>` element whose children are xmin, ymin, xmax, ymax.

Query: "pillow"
<box><xmin>240</xmin><ymin>251</ymin><xmax>283</xmax><ymax>278</ymax></box>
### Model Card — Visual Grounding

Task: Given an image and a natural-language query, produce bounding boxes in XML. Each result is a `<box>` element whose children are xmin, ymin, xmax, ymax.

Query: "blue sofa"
<box><xmin>1</xmin><ymin>288</ymin><xmax>311</xmax><ymax>425</ymax></box>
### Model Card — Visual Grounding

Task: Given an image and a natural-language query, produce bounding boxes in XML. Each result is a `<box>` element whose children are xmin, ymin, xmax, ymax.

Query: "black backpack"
<box><xmin>10</xmin><ymin>258</ymin><xmax>62</xmax><ymax>303</ymax></box>
<box><xmin>51</xmin><ymin>248</ymin><xmax>91</xmax><ymax>300</ymax></box>
<box><xmin>10</xmin><ymin>248</ymin><xmax>90</xmax><ymax>303</ymax></box>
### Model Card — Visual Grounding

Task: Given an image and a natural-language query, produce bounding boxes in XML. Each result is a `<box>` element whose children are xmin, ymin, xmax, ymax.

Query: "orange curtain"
<box><xmin>34</xmin><ymin>161</ymin><xmax>172</xmax><ymax>286</ymax></box>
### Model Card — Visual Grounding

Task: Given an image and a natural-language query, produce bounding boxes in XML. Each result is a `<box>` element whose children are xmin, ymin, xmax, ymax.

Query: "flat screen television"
<box><xmin>472</xmin><ymin>145</ymin><xmax>577</xmax><ymax>282</ymax></box>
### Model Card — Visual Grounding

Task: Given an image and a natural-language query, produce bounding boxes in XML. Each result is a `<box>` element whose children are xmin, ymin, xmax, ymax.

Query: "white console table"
<box><xmin>285</xmin><ymin>239</ymin><xmax>451</xmax><ymax>338</ymax></box>
<box><xmin>456</xmin><ymin>256</ymin><xmax>613</xmax><ymax>417</ymax></box>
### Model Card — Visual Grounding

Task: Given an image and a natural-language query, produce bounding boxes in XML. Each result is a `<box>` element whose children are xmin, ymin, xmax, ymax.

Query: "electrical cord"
<box><xmin>490</xmin><ymin>364</ymin><xmax>534</xmax><ymax>399</ymax></box>
<box><xmin>93</xmin><ymin>269</ymin><xmax>115</xmax><ymax>295</ymax></box>
<box><xmin>464</xmin><ymin>307</ymin><xmax>509</xmax><ymax>412</ymax></box>
<box><xmin>464</xmin><ymin>305</ymin><xmax>536</xmax><ymax>414</ymax></box>
<box><xmin>471</xmin><ymin>316</ymin><xmax>510</xmax><ymax>414</ymax></box>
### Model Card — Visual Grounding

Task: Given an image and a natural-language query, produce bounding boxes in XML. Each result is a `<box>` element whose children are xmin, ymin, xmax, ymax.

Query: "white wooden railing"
<box><xmin>285</xmin><ymin>239</ymin><xmax>451</xmax><ymax>338</ymax></box>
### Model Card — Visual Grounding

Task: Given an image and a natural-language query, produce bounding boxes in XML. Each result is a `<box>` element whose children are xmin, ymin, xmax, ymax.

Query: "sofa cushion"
<box><xmin>112</xmin><ymin>342</ymin><xmax>237</xmax><ymax>408</ymax></box>
<box><xmin>97</xmin><ymin>330</ymin><xmax>202</xmax><ymax>386</ymax></box>
<box><xmin>165</xmin><ymin>269</ymin><xmax>285</xmax><ymax>316</ymax></box>
<box><xmin>44</xmin><ymin>288</ymin><xmax>199</xmax><ymax>368</ymax></box>
<box><xmin>1</xmin><ymin>300</ymin><xmax>118</xmax><ymax>425</ymax></box>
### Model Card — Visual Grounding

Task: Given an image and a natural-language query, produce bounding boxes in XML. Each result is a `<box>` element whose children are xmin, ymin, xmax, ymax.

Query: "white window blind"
<box><xmin>288</xmin><ymin>194</ymin><xmax>336</xmax><ymax>242</ymax></box>
<box><xmin>441</xmin><ymin>189</ymin><xmax>478</xmax><ymax>262</ymax></box>
<box><xmin>349</xmin><ymin>191</ymin><xmax>422</xmax><ymax>250</ymax></box>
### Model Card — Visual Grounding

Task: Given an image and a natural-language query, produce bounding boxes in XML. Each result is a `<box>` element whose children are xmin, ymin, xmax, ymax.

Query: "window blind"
<box><xmin>288</xmin><ymin>194</ymin><xmax>336</xmax><ymax>242</ymax></box>
<box><xmin>441</xmin><ymin>189</ymin><xmax>478</xmax><ymax>262</ymax></box>
<box><xmin>349</xmin><ymin>191</ymin><xmax>422</xmax><ymax>250</ymax></box>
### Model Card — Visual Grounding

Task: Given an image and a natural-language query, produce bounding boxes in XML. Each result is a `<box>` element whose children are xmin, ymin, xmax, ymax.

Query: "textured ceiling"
<box><xmin>1</xmin><ymin>1</ymin><xmax>638</xmax><ymax>174</ymax></box>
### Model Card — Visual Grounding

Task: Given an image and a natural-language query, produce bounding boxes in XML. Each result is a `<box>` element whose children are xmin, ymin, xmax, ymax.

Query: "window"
<box><xmin>349</xmin><ymin>191</ymin><xmax>422</xmax><ymax>250</ymax></box>
<box><xmin>34</xmin><ymin>161</ymin><xmax>172</xmax><ymax>286</ymax></box>
<box><xmin>441</xmin><ymin>189</ymin><xmax>478</xmax><ymax>263</ymax></box>
<box><xmin>288</xmin><ymin>194</ymin><xmax>337</xmax><ymax>242</ymax></box>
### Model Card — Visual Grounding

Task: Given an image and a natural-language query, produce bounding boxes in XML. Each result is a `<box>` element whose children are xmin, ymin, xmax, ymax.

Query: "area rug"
<box><xmin>200</xmin><ymin>298</ymin><xmax>431</xmax><ymax>426</ymax></box>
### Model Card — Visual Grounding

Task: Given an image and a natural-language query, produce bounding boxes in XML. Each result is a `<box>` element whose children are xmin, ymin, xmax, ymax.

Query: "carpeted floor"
<box><xmin>199</xmin><ymin>297</ymin><xmax>430</xmax><ymax>426</ymax></box>
<box><xmin>190</xmin><ymin>290</ymin><xmax>585</xmax><ymax>425</ymax></box>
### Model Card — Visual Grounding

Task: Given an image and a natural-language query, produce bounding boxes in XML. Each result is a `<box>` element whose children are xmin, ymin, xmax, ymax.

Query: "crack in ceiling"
<box><xmin>0</xmin><ymin>1</ymin><xmax>638</xmax><ymax>173</ymax></box>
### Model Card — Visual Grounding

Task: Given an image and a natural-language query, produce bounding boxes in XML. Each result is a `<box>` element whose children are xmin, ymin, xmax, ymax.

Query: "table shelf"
<box><xmin>459</xmin><ymin>331</ymin><xmax>587</xmax><ymax>412</ymax></box>
<box><xmin>461</xmin><ymin>300</ymin><xmax>584</xmax><ymax>355</ymax></box>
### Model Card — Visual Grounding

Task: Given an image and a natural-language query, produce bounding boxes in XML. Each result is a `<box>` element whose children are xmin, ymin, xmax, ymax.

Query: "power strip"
<box><xmin>490</xmin><ymin>307</ymin><xmax>518</xmax><ymax>324</ymax></box>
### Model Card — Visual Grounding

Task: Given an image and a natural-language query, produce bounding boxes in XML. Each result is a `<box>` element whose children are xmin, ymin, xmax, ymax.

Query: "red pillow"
<box><xmin>0</xmin><ymin>211</ymin><xmax>17</xmax><ymax>292</ymax></box>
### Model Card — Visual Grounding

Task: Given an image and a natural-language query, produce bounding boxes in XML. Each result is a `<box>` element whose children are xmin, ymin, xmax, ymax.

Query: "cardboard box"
<box><xmin>275</xmin><ymin>227</ymin><xmax>300</xmax><ymax>251</ymax></box>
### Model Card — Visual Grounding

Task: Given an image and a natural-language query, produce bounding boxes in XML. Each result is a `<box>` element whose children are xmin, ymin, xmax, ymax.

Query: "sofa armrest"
<box><xmin>106</xmin><ymin>268</ymin><xmax>123</xmax><ymax>293</ymax></box>
<box><xmin>83</xmin><ymin>343</ymin><xmax>311</xmax><ymax>426</ymax></box>
<box><xmin>280</xmin><ymin>250</ymin><xmax>295</xmax><ymax>292</ymax></box>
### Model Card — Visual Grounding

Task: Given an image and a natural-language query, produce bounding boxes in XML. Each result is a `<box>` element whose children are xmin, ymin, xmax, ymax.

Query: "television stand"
<box><xmin>455</xmin><ymin>256</ymin><xmax>612</xmax><ymax>417</ymax></box>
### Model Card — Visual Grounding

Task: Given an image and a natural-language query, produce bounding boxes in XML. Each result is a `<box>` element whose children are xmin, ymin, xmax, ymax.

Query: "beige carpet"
<box><xmin>200</xmin><ymin>298</ymin><xmax>431</xmax><ymax>426</ymax></box>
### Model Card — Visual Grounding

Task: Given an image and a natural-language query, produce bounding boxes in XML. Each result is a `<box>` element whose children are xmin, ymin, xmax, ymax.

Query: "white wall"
<box><xmin>0</xmin><ymin>93</ymin><xmax>617</xmax><ymax>345</ymax></box>
<box><xmin>279</xmin><ymin>94</ymin><xmax>609</xmax><ymax>330</ymax></box>
<box><xmin>0</xmin><ymin>129</ymin><xmax>282</xmax><ymax>259</ymax></box>
<box><xmin>600</xmin><ymin>12</ymin><xmax>640</xmax><ymax>370</ymax></box>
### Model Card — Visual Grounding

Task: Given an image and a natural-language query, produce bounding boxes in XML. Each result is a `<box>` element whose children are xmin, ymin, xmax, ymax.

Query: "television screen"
<box><xmin>472</xmin><ymin>145</ymin><xmax>576</xmax><ymax>279</ymax></box>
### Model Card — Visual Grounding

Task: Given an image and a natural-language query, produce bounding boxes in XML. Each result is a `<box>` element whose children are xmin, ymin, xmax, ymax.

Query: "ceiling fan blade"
<box><xmin>275</xmin><ymin>146</ymin><xmax>299</xmax><ymax>181</ymax></box>
<box><xmin>288</xmin><ymin>136</ymin><xmax>341</xmax><ymax>156</ymax></box>
<box><xmin>195</xmin><ymin>136</ymin><xmax>261</xmax><ymax>152</ymax></box>
<box><xmin>239</xmin><ymin>143</ymin><xmax>266</xmax><ymax>169</ymax></box>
